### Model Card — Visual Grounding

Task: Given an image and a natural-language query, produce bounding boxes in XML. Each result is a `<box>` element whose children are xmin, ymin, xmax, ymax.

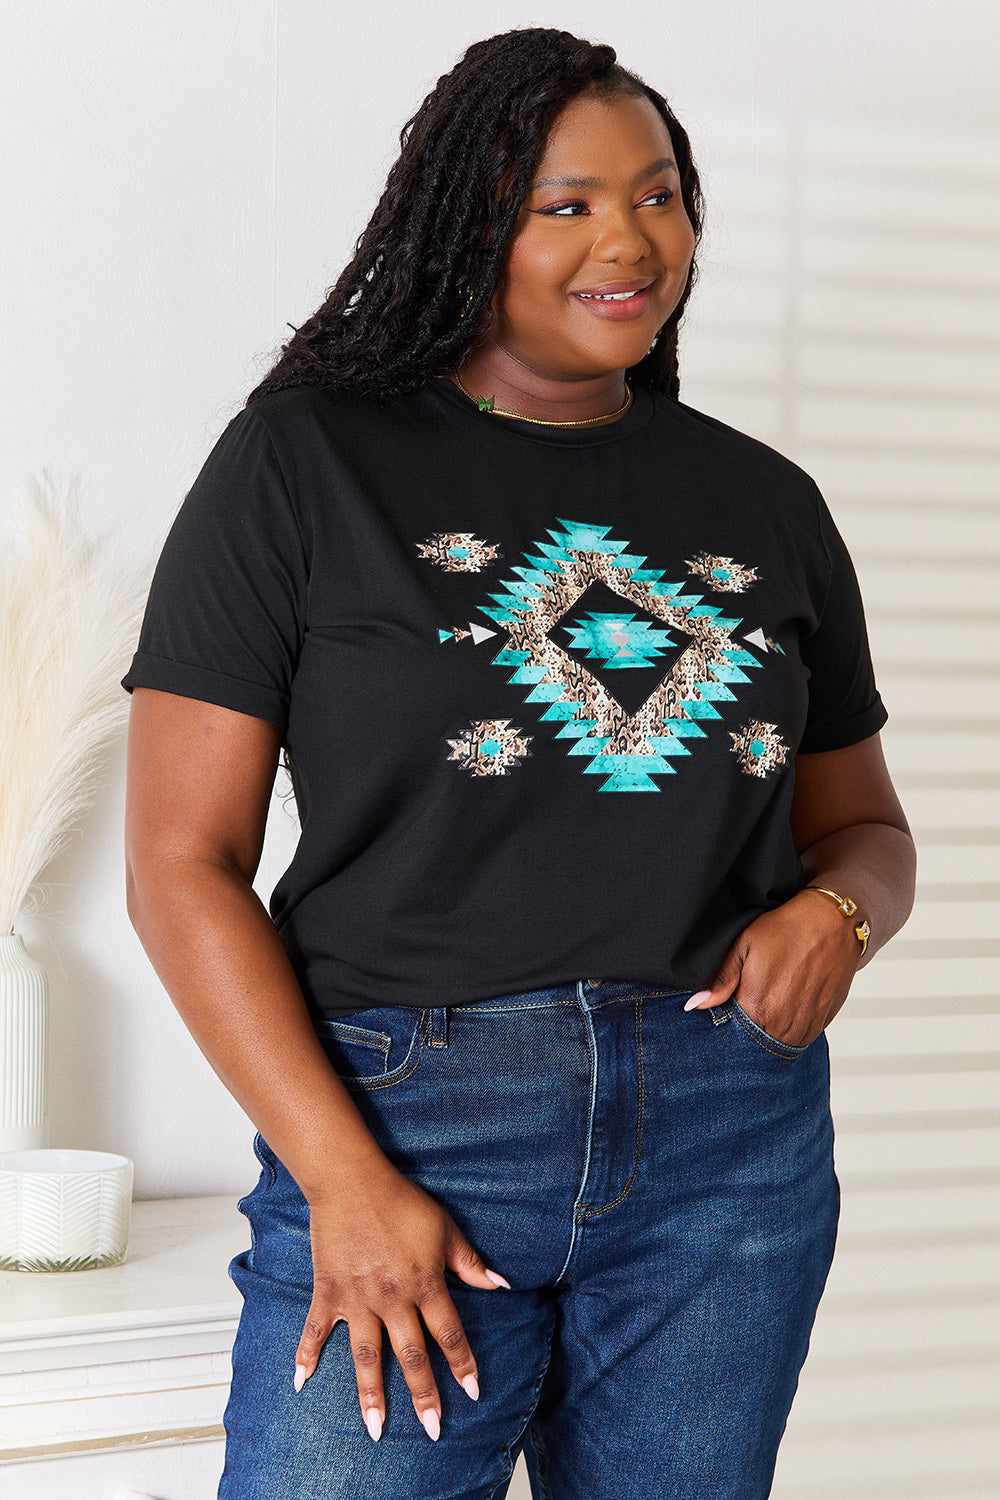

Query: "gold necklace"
<box><xmin>451</xmin><ymin>370</ymin><xmax>632</xmax><ymax>428</ymax></box>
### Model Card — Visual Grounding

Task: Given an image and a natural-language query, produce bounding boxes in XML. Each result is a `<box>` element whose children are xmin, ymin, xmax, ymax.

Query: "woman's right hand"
<box><xmin>294</xmin><ymin>1158</ymin><xmax>511</xmax><ymax>1442</ymax></box>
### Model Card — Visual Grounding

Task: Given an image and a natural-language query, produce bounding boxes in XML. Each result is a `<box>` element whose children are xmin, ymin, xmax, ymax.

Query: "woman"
<box><xmin>123</xmin><ymin>27</ymin><xmax>916</xmax><ymax>1500</ymax></box>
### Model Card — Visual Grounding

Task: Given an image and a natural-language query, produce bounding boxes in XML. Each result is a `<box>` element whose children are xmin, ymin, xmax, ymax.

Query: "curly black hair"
<box><xmin>245</xmin><ymin>27</ymin><xmax>704</xmax><ymax>407</ymax></box>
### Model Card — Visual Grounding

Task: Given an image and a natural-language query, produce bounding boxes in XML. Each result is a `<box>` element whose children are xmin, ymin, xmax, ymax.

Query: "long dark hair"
<box><xmin>245</xmin><ymin>28</ymin><xmax>704</xmax><ymax>407</ymax></box>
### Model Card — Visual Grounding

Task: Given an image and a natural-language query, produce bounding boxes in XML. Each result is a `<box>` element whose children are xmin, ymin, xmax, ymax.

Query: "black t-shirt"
<box><xmin>122</xmin><ymin>377</ymin><xmax>887</xmax><ymax>1019</ymax></box>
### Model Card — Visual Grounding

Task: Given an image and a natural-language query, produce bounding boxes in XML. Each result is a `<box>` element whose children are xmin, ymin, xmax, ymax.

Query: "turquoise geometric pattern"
<box><xmin>445</xmin><ymin>718</ymin><xmax>533</xmax><ymax>775</ymax></box>
<box><xmin>685</xmin><ymin>550</ymin><xmax>759</xmax><ymax>593</ymax></box>
<box><xmin>730</xmin><ymin>720</ymin><xmax>789</xmax><ymax>778</ymax></box>
<box><xmin>416</xmin><ymin>531</ymin><xmax>503</xmax><ymax>573</ymax></box>
<box><xmin>474</xmin><ymin>518</ymin><xmax>766</xmax><ymax>791</ymax></box>
<box><xmin>560</xmin><ymin>611</ymin><xmax>677</xmax><ymax>669</ymax></box>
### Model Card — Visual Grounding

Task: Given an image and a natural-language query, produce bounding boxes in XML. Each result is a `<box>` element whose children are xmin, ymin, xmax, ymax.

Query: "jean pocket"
<box><xmin>723</xmin><ymin>997</ymin><xmax>810</xmax><ymax>1060</ymax></box>
<box><xmin>314</xmin><ymin>1007</ymin><xmax>425</xmax><ymax>1090</ymax></box>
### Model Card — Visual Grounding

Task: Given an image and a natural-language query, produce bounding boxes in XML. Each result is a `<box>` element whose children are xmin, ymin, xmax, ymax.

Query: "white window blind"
<box><xmin>683</xmin><ymin>111</ymin><xmax>1000</xmax><ymax>1498</ymax></box>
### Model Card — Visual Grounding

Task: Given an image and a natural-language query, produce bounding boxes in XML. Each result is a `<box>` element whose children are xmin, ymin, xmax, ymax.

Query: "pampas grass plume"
<box><xmin>0</xmin><ymin>473</ymin><xmax>148</xmax><ymax>932</ymax></box>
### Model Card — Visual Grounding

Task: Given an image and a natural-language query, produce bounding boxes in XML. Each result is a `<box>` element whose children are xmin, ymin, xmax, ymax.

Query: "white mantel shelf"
<box><xmin>0</xmin><ymin>1195</ymin><xmax>247</xmax><ymax>1471</ymax></box>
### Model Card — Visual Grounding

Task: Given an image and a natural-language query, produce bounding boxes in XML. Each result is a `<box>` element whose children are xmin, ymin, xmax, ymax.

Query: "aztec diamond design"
<box><xmin>730</xmin><ymin>720</ymin><xmax>789</xmax><ymax>778</ymax></box>
<box><xmin>445</xmin><ymin>718</ymin><xmax>533</xmax><ymax>775</ymax></box>
<box><xmin>556</xmin><ymin>584</ymin><xmax>678</xmax><ymax>671</ymax></box>
<box><xmin>416</xmin><ymin>532</ymin><xmax>503</xmax><ymax>573</ymax></box>
<box><xmin>685</xmin><ymin>551</ymin><xmax>759</xmax><ymax>593</ymax></box>
<box><xmin>474</xmin><ymin>519</ymin><xmax>764</xmax><ymax>791</ymax></box>
<box><xmin>551</xmin><ymin>579</ymin><xmax>689</xmax><ymax>716</ymax></box>
<box><xmin>563</xmin><ymin>609</ymin><xmax>673</xmax><ymax>668</ymax></box>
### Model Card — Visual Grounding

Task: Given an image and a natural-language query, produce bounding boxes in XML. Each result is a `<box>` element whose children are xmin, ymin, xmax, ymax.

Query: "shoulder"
<box><xmin>241</xmin><ymin>383</ymin><xmax>401</xmax><ymax>437</ymax></box>
<box><xmin>649</xmin><ymin>390</ymin><xmax>822</xmax><ymax>504</ymax></box>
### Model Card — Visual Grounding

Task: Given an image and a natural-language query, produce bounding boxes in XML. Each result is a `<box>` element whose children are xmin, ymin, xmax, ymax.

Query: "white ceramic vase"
<box><xmin>0</xmin><ymin>933</ymin><xmax>48</xmax><ymax>1152</ymax></box>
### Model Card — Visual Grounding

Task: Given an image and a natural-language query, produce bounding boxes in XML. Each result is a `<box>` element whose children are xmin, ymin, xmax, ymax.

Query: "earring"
<box><xmin>460</xmin><ymin>286</ymin><xmax>477</xmax><ymax>319</ymax></box>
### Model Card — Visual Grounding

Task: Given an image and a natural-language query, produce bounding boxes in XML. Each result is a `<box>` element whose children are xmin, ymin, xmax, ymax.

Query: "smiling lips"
<box><xmin>572</xmin><ymin>278</ymin><xmax>656</xmax><ymax>320</ymax></box>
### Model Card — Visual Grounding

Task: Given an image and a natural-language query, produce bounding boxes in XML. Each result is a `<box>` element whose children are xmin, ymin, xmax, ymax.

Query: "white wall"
<box><xmin>3</xmin><ymin>2</ymin><xmax>997</xmax><ymax>1174</ymax></box>
<box><xmin>4</xmin><ymin>5</ymin><xmax>999</xmax><ymax>1494</ymax></box>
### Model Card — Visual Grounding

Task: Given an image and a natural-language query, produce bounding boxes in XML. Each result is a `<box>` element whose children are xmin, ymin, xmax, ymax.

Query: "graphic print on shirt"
<box><xmin>415</xmin><ymin>532</ymin><xmax>503</xmax><ymax>573</ymax></box>
<box><xmin>445</xmin><ymin>718</ymin><xmax>533</xmax><ymax>775</ymax></box>
<box><xmin>729</xmin><ymin>720</ymin><xmax>789</xmax><ymax>778</ymax></box>
<box><xmin>430</xmin><ymin>516</ymin><xmax>783</xmax><ymax>792</ymax></box>
<box><xmin>439</xmin><ymin>621</ymin><xmax>499</xmax><ymax>646</ymax></box>
<box><xmin>685</xmin><ymin>551</ymin><xmax>759</xmax><ymax>593</ymax></box>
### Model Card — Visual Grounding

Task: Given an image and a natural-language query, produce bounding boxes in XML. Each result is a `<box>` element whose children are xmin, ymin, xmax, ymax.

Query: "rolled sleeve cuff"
<box><xmin>121</xmin><ymin>651</ymin><xmax>289</xmax><ymax>729</ymax></box>
<box><xmin>797</xmin><ymin>696</ymin><xmax>888</xmax><ymax>755</ymax></box>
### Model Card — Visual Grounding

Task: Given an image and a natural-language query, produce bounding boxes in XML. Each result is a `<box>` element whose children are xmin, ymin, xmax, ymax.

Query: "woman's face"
<box><xmin>488</xmin><ymin>90</ymin><xmax>696</xmax><ymax>382</ymax></box>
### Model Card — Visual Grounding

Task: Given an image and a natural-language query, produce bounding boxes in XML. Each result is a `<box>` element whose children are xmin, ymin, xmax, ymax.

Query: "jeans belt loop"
<box><xmin>429</xmin><ymin>1006</ymin><xmax>449</xmax><ymax>1048</ymax></box>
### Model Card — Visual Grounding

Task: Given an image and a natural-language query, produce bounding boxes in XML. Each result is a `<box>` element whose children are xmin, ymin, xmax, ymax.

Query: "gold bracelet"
<box><xmin>803</xmin><ymin>885</ymin><xmax>871</xmax><ymax>955</ymax></box>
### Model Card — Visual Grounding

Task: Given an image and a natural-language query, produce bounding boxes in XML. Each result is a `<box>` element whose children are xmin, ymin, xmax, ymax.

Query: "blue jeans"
<box><xmin>219</xmin><ymin>979</ymin><xmax>839</xmax><ymax>1499</ymax></box>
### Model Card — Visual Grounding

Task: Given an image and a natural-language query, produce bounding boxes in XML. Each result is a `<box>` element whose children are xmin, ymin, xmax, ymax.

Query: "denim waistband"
<box><xmin>450</xmin><ymin>977</ymin><xmax>689</xmax><ymax>1016</ymax></box>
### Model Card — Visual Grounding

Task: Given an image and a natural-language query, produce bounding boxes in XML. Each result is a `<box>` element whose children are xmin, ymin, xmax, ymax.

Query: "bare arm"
<box><xmin>125</xmin><ymin>690</ymin><xmax>383</xmax><ymax>1195</ymax></box>
<box><xmin>790</xmin><ymin>734</ymin><xmax>916</xmax><ymax>964</ymax></box>
<box><xmin>685</xmin><ymin>734</ymin><xmax>916</xmax><ymax>1045</ymax></box>
<box><xmin>124</xmin><ymin>688</ymin><xmax>507</xmax><ymax>1441</ymax></box>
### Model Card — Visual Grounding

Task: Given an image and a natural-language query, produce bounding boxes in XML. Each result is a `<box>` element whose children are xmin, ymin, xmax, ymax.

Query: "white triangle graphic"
<box><xmin>743</xmin><ymin>627</ymin><xmax>768</xmax><ymax>652</ymax></box>
<box><xmin>470</xmin><ymin>622</ymin><xmax>497</xmax><ymax>644</ymax></box>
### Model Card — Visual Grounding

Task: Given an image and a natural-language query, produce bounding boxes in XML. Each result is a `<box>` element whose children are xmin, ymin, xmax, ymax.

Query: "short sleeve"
<box><xmin>797</xmin><ymin>492</ymin><xmax>888</xmax><ymax>754</ymax></box>
<box><xmin>121</xmin><ymin>407</ymin><xmax>308</xmax><ymax>730</ymax></box>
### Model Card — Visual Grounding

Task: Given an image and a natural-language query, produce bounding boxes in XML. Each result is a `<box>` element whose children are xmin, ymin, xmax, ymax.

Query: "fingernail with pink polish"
<box><xmin>421</xmin><ymin>1408</ymin><xmax>441</xmax><ymax>1441</ymax></box>
<box><xmin>293</xmin><ymin>1363</ymin><xmax>308</xmax><ymax>1393</ymax></box>
<box><xmin>462</xmin><ymin>1373</ymin><xmax>480</xmax><ymax>1401</ymax></box>
<box><xmin>684</xmin><ymin>991</ymin><xmax>713</xmax><ymax>1011</ymax></box>
<box><xmin>365</xmin><ymin>1407</ymin><xmax>383</xmax><ymax>1442</ymax></box>
<box><xmin>485</xmin><ymin>1269</ymin><xmax>512</xmax><ymax>1289</ymax></box>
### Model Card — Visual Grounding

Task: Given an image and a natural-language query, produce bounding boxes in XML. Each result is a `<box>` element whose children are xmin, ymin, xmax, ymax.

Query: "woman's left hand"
<box><xmin>683</xmin><ymin>889</ymin><xmax>864</xmax><ymax>1048</ymax></box>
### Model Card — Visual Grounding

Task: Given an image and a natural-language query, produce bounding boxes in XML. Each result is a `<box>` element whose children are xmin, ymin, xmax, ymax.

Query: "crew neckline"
<box><xmin>429</xmin><ymin>374</ymin><xmax>655</xmax><ymax>446</ymax></box>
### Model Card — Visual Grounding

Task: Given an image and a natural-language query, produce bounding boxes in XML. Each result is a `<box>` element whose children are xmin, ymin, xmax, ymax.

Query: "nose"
<box><xmin>590</xmin><ymin>207</ymin><xmax>652</xmax><ymax>265</ymax></box>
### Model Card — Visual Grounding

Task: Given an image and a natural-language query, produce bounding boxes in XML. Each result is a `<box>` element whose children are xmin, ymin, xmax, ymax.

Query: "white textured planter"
<box><xmin>0</xmin><ymin>1149</ymin><xmax>133</xmax><ymax>1272</ymax></box>
<box><xmin>0</xmin><ymin>933</ymin><xmax>48</xmax><ymax>1151</ymax></box>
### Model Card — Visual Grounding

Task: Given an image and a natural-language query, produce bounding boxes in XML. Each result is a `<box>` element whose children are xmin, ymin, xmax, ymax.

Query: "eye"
<box><xmin>640</xmin><ymin>189</ymin><xmax>675</xmax><ymax>206</ymax></box>
<box><xmin>534</xmin><ymin>201</ymin><xmax>590</xmax><ymax>217</ymax></box>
